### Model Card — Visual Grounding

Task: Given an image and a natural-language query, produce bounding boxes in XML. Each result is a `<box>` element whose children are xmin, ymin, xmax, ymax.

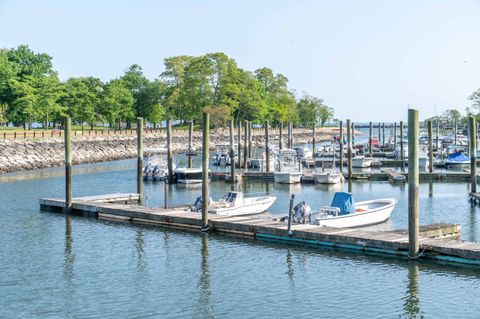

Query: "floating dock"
<box><xmin>40</xmin><ymin>194</ymin><xmax>480</xmax><ymax>266</ymax></box>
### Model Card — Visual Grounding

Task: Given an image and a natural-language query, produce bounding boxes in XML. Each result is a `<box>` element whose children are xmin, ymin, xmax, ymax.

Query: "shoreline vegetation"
<box><xmin>0</xmin><ymin>45</ymin><xmax>335</xmax><ymax>132</ymax></box>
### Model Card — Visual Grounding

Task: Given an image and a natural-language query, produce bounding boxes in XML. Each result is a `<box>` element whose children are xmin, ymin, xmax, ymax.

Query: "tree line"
<box><xmin>0</xmin><ymin>45</ymin><xmax>334</xmax><ymax>129</ymax></box>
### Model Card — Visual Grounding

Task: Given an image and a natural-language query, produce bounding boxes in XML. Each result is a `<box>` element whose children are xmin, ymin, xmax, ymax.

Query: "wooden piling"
<box><xmin>248</xmin><ymin>122</ymin><xmax>253</xmax><ymax>159</ymax></box>
<box><xmin>167</xmin><ymin>119</ymin><xmax>173</xmax><ymax>184</ymax></box>
<box><xmin>454</xmin><ymin>120</ymin><xmax>458</xmax><ymax>146</ymax></box>
<box><xmin>243</xmin><ymin>121</ymin><xmax>248</xmax><ymax>169</ymax></box>
<box><xmin>339</xmin><ymin>120</ymin><xmax>344</xmax><ymax>173</ymax></box>
<box><xmin>229</xmin><ymin>119</ymin><xmax>235</xmax><ymax>182</ymax></box>
<box><xmin>136</xmin><ymin>118</ymin><xmax>143</xmax><ymax>204</ymax></box>
<box><xmin>352</xmin><ymin>122</ymin><xmax>355</xmax><ymax>145</ymax></box>
<box><xmin>469</xmin><ymin>116</ymin><xmax>477</xmax><ymax>193</ymax></box>
<box><xmin>408</xmin><ymin>109</ymin><xmax>419</xmax><ymax>259</ymax></box>
<box><xmin>382</xmin><ymin>123</ymin><xmax>385</xmax><ymax>147</ymax></box>
<box><xmin>202</xmin><ymin>112</ymin><xmax>209</xmax><ymax>231</ymax></box>
<box><xmin>312</xmin><ymin>124</ymin><xmax>316</xmax><ymax>155</ymax></box>
<box><xmin>237</xmin><ymin>119</ymin><xmax>242</xmax><ymax>169</ymax></box>
<box><xmin>378</xmin><ymin>123</ymin><xmax>381</xmax><ymax>148</ymax></box>
<box><xmin>287</xmin><ymin>194</ymin><xmax>295</xmax><ymax>236</ymax></box>
<box><xmin>400</xmin><ymin>121</ymin><xmax>405</xmax><ymax>172</ymax></box>
<box><xmin>393</xmin><ymin>122</ymin><xmax>397</xmax><ymax>147</ymax></box>
<box><xmin>265</xmin><ymin>121</ymin><xmax>270</xmax><ymax>173</ymax></box>
<box><xmin>279</xmin><ymin>122</ymin><xmax>283</xmax><ymax>150</ymax></box>
<box><xmin>188</xmin><ymin>121</ymin><xmax>193</xmax><ymax>168</ymax></box>
<box><xmin>347</xmin><ymin>119</ymin><xmax>352</xmax><ymax>192</ymax></box>
<box><xmin>288</xmin><ymin>122</ymin><xmax>292</xmax><ymax>149</ymax></box>
<box><xmin>64</xmin><ymin>116</ymin><xmax>72</xmax><ymax>212</ymax></box>
<box><xmin>428</xmin><ymin>120</ymin><xmax>433</xmax><ymax>173</ymax></box>
<box><xmin>436</xmin><ymin>120</ymin><xmax>439</xmax><ymax>151</ymax></box>
<box><xmin>369</xmin><ymin>121</ymin><xmax>373</xmax><ymax>154</ymax></box>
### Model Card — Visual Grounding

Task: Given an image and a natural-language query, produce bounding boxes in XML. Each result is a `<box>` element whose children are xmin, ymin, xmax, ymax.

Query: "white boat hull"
<box><xmin>274</xmin><ymin>171</ymin><xmax>303</xmax><ymax>184</ymax></box>
<box><xmin>314</xmin><ymin>172</ymin><xmax>344</xmax><ymax>184</ymax></box>
<box><xmin>312</xmin><ymin>198</ymin><xmax>397</xmax><ymax>228</ymax></box>
<box><xmin>209</xmin><ymin>196</ymin><xmax>276</xmax><ymax>216</ymax></box>
<box><xmin>352</xmin><ymin>157</ymin><xmax>373</xmax><ymax>168</ymax></box>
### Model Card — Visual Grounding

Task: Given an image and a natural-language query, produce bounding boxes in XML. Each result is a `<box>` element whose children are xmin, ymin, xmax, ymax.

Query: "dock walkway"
<box><xmin>39</xmin><ymin>194</ymin><xmax>480</xmax><ymax>266</ymax></box>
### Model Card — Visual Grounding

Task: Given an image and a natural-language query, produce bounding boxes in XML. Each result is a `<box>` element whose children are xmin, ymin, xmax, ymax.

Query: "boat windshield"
<box><xmin>223</xmin><ymin>192</ymin><xmax>237</xmax><ymax>202</ymax></box>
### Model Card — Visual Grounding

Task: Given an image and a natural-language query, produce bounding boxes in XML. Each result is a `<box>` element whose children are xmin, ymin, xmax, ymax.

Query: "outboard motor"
<box><xmin>152</xmin><ymin>165</ymin><xmax>160</xmax><ymax>180</ymax></box>
<box><xmin>293</xmin><ymin>201</ymin><xmax>312</xmax><ymax>224</ymax></box>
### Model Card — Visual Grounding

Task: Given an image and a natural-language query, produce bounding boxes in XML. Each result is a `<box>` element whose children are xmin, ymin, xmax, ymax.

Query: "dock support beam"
<box><xmin>287</xmin><ymin>194</ymin><xmax>295</xmax><ymax>236</ymax></box>
<box><xmin>136</xmin><ymin>117</ymin><xmax>143</xmax><ymax>205</ymax></box>
<box><xmin>339</xmin><ymin>120</ymin><xmax>344</xmax><ymax>173</ymax></box>
<box><xmin>237</xmin><ymin>119</ymin><xmax>241</xmax><ymax>169</ymax></box>
<box><xmin>369</xmin><ymin>121</ymin><xmax>373</xmax><ymax>154</ymax></box>
<box><xmin>382</xmin><ymin>123</ymin><xmax>385</xmax><ymax>147</ymax></box>
<box><xmin>279</xmin><ymin>122</ymin><xmax>283</xmax><ymax>150</ymax></box>
<box><xmin>265</xmin><ymin>121</ymin><xmax>270</xmax><ymax>173</ymax></box>
<box><xmin>470</xmin><ymin>116</ymin><xmax>477</xmax><ymax>193</ymax></box>
<box><xmin>436</xmin><ymin>120</ymin><xmax>439</xmax><ymax>151</ymax></box>
<box><xmin>408</xmin><ymin>109</ymin><xmax>419</xmax><ymax>259</ymax></box>
<box><xmin>454</xmin><ymin>120</ymin><xmax>458</xmax><ymax>146</ymax></box>
<box><xmin>188</xmin><ymin>121</ymin><xmax>193</xmax><ymax>168</ymax></box>
<box><xmin>248</xmin><ymin>122</ymin><xmax>253</xmax><ymax>159</ymax></box>
<box><xmin>229</xmin><ymin>119</ymin><xmax>235</xmax><ymax>182</ymax></box>
<box><xmin>347</xmin><ymin>119</ymin><xmax>352</xmax><ymax>192</ymax></box>
<box><xmin>64</xmin><ymin>116</ymin><xmax>72</xmax><ymax>212</ymax></box>
<box><xmin>428</xmin><ymin>120</ymin><xmax>433</xmax><ymax>173</ymax></box>
<box><xmin>400</xmin><ymin>121</ymin><xmax>405</xmax><ymax>172</ymax></box>
<box><xmin>167</xmin><ymin>119</ymin><xmax>173</xmax><ymax>184</ymax></box>
<box><xmin>312</xmin><ymin>124</ymin><xmax>316</xmax><ymax>156</ymax></box>
<box><xmin>393</xmin><ymin>122</ymin><xmax>397</xmax><ymax>149</ymax></box>
<box><xmin>243</xmin><ymin>121</ymin><xmax>248</xmax><ymax>169</ymax></box>
<box><xmin>202</xmin><ymin>112</ymin><xmax>210</xmax><ymax>231</ymax></box>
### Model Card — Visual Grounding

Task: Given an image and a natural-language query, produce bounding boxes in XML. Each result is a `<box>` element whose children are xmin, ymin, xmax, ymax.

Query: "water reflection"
<box><xmin>198</xmin><ymin>234</ymin><xmax>214</xmax><ymax>317</ymax></box>
<box><xmin>402</xmin><ymin>262</ymin><xmax>423</xmax><ymax>319</ymax></box>
<box><xmin>136</xmin><ymin>230</ymin><xmax>147</xmax><ymax>271</ymax></box>
<box><xmin>64</xmin><ymin>215</ymin><xmax>74</xmax><ymax>278</ymax></box>
<box><xmin>286</xmin><ymin>249</ymin><xmax>294</xmax><ymax>283</ymax></box>
<box><xmin>469</xmin><ymin>204</ymin><xmax>477</xmax><ymax>243</ymax></box>
<box><xmin>428</xmin><ymin>181</ymin><xmax>433</xmax><ymax>198</ymax></box>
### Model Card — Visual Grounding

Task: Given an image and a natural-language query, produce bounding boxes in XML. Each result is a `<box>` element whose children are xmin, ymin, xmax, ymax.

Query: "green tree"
<box><xmin>62</xmin><ymin>77</ymin><xmax>102</xmax><ymax>129</ymax></box>
<box><xmin>442</xmin><ymin>109</ymin><xmax>462</xmax><ymax>123</ymax></box>
<box><xmin>101</xmin><ymin>79</ymin><xmax>134</xmax><ymax>128</ymax></box>
<box><xmin>36</xmin><ymin>73</ymin><xmax>64</xmax><ymax>128</ymax></box>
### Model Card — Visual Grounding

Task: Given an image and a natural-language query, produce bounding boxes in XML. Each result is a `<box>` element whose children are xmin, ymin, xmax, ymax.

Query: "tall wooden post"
<box><xmin>237</xmin><ymin>119</ymin><xmax>241</xmax><ymax>169</ymax></box>
<box><xmin>408</xmin><ymin>109</ymin><xmax>419</xmax><ymax>259</ymax></box>
<box><xmin>378</xmin><ymin>123</ymin><xmax>381</xmax><ymax>148</ymax></box>
<box><xmin>469</xmin><ymin>116</ymin><xmax>477</xmax><ymax>194</ymax></box>
<box><xmin>64</xmin><ymin>116</ymin><xmax>72</xmax><ymax>211</ymax></box>
<box><xmin>248</xmin><ymin>122</ymin><xmax>253</xmax><ymax>159</ymax></box>
<box><xmin>428</xmin><ymin>120</ymin><xmax>433</xmax><ymax>173</ymax></box>
<box><xmin>400</xmin><ymin>121</ymin><xmax>405</xmax><ymax>172</ymax></box>
<box><xmin>347</xmin><ymin>119</ymin><xmax>352</xmax><ymax>192</ymax></box>
<box><xmin>351</xmin><ymin>122</ymin><xmax>355</xmax><ymax>146</ymax></box>
<box><xmin>265</xmin><ymin>121</ymin><xmax>270</xmax><ymax>172</ymax></box>
<box><xmin>188</xmin><ymin>121</ymin><xmax>193</xmax><ymax>168</ymax></box>
<box><xmin>243</xmin><ymin>120</ymin><xmax>248</xmax><ymax>169</ymax></box>
<box><xmin>287</xmin><ymin>122</ymin><xmax>292</xmax><ymax>149</ymax></box>
<box><xmin>312</xmin><ymin>124</ymin><xmax>316</xmax><ymax>155</ymax></box>
<box><xmin>201</xmin><ymin>112</ymin><xmax>209</xmax><ymax>231</ymax></box>
<box><xmin>454</xmin><ymin>120</ymin><xmax>457</xmax><ymax>146</ymax></box>
<box><xmin>382</xmin><ymin>123</ymin><xmax>385</xmax><ymax>147</ymax></box>
<box><xmin>393</xmin><ymin>122</ymin><xmax>397</xmax><ymax>148</ymax></box>
<box><xmin>136</xmin><ymin>117</ymin><xmax>143</xmax><ymax>204</ymax></box>
<box><xmin>279</xmin><ymin>122</ymin><xmax>283</xmax><ymax>150</ymax></box>
<box><xmin>229</xmin><ymin>119</ymin><xmax>235</xmax><ymax>182</ymax></box>
<box><xmin>339</xmin><ymin>120</ymin><xmax>344</xmax><ymax>173</ymax></box>
<box><xmin>435</xmin><ymin>120</ymin><xmax>439</xmax><ymax>151</ymax></box>
<box><xmin>166</xmin><ymin>119</ymin><xmax>173</xmax><ymax>184</ymax></box>
<box><xmin>369</xmin><ymin>121</ymin><xmax>373</xmax><ymax>154</ymax></box>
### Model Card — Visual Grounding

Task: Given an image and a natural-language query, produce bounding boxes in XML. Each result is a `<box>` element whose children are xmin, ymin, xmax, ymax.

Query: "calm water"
<box><xmin>1</xmin><ymin>159</ymin><xmax>480</xmax><ymax>318</ymax></box>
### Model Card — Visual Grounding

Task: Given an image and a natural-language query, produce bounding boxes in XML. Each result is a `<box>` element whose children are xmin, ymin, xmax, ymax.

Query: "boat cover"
<box><xmin>446</xmin><ymin>152</ymin><xmax>469</xmax><ymax>163</ymax></box>
<box><xmin>331</xmin><ymin>192</ymin><xmax>355</xmax><ymax>215</ymax></box>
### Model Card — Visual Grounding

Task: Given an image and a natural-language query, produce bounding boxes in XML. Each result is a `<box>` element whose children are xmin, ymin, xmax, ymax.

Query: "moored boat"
<box><xmin>445</xmin><ymin>152</ymin><xmax>470</xmax><ymax>170</ymax></box>
<box><xmin>207</xmin><ymin>191</ymin><xmax>276</xmax><ymax>216</ymax></box>
<box><xmin>293</xmin><ymin>192</ymin><xmax>397</xmax><ymax>228</ymax></box>
<box><xmin>174</xmin><ymin>167</ymin><xmax>206</xmax><ymax>184</ymax></box>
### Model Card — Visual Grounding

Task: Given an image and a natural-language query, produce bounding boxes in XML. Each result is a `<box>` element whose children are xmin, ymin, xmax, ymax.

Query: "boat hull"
<box><xmin>274</xmin><ymin>171</ymin><xmax>303</xmax><ymax>184</ymax></box>
<box><xmin>352</xmin><ymin>157</ymin><xmax>373</xmax><ymax>168</ymax></box>
<box><xmin>312</xmin><ymin>198</ymin><xmax>397</xmax><ymax>228</ymax></box>
<box><xmin>209</xmin><ymin>196</ymin><xmax>276</xmax><ymax>216</ymax></box>
<box><xmin>314</xmin><ymin>172</ymin><xmax>344</xmax><ymax>184</ymax></box>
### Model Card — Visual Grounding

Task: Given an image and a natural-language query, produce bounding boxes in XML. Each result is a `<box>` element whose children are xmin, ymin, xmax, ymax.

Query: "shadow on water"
<box><xmin>64</xmin><ymin>215</ymin><xmax>75</xmax><ymax>317</ymax></box>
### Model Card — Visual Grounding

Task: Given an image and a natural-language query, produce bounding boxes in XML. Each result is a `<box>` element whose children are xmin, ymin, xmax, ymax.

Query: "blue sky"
<box><xmin>1</xmin><ymin>0</ymin><xmax>479</xmax><ymax>121</ymax></box>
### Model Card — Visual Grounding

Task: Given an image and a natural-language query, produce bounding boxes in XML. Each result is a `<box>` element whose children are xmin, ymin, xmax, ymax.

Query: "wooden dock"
<box><xmin>381</xmin><ymin>168</ymin><xmax>406</xmax><ymax>183</ymax></box>
<box><xmin>39</xmin><ymin>194</ymin><xmax>480</xmax><ymax>266</ymax></box>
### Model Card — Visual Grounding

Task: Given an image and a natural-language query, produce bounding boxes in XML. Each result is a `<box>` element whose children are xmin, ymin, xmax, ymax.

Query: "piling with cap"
<box><xmin>400</xmin><ymin>120</ymin><xmax>405</xmax><ymax>172</ymax></box>
<box><xmin>188</xmin><ymin>121</ymin><xmax>193</xmax><ymax>168</ymax></box>
<box><xmin>202</xmin><ymin>112</ymin><xmax>210</xmax><ymax>231</ymax></box>
<box><xmin>428</xmin><ymin>120</ymin><xmax>433</xmax><ymax>173</ymax></box>
<box><xmin>65</xmin><ymin>116</ymin><xmax>72</xmax><ymax>212</ymax></box>
<box><xmin>265</xmin><ymin>121</ymin><xmax>270</xmax><ymax>172</ymax></box>
<box><xmin>339</xmin><ymin>120</ymin><xmax>344</xmax><ymax>173</ymax></box>
<box><xmin>167</xmin><ymin>119</ymin><xmax>173</xmax><ymax>184</ymax></box>
<box><xmin>229</xmin><ymin>119</ymin><xmax>235</xmax><ymax>182</ymax></box>
<box><xmin>469</xmin><ymin>116</ymin><xmax>477</xmax><ymax>193</ymax></box>
<box><xmin>347</xmin><ymin>119</ymin><xmax>352</xmax><ymax>192</ymax></box>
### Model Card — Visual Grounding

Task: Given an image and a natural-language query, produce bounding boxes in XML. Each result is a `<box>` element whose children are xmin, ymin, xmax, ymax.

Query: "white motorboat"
<box><xmin>351</xmin><ymin>155</ymin><xmax>373</xmax><ymax>168</ymax></box>
<box><xmin>207</xmin><ymin>191</ymin><xmax>276</xmax><ymax>216</ymax></box>
<box><xmin>212</xmin><ymin>144</ymin><xmax>231</xmax><ymax>166</ymax></box>
<box><xmin>143</xmin><ymin>152</ymin><xmax>175</xmax><ymax>180</ymax></box>
<box><xmin>274</xmin><ymin>149</ymin><xmax>303</xmax><ymax>184</ymax></box>
<box><xmin>314</xmin><ymin>154</ymin><xmax>344</xmax><ymax>184</ymax></box>
<box><xmin>174</xmin><ymin>167</ymin><xmax>206</xmax><ymax>184</ymax></box>
<box><xmin>292</xmin><ymin>192</ymin><xmax>397</xmax><ymax>228</ymax></box>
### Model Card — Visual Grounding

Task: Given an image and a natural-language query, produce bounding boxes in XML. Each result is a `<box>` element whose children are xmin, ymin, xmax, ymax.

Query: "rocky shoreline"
<box><xmin>0</xmin><ymin>128</ymin><xmax>336</xmax><ymax>174</ymax></box>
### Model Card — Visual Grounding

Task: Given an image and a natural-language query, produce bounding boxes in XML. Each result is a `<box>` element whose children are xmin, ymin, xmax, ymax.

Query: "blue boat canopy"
<box><xmin>331</xmin><ymin>192</ymin><xmax>355</xmax><ymax>215</ymax></box>
<box><xmin>447</xmin><ymin>152</ymin><xmax>469</xmax><ymax>163</ymax></box>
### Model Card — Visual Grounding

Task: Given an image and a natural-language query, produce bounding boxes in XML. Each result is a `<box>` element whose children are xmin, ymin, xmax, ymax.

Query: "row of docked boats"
<box><xmin>188</xmin><ymin>190</ymin><xmax>397</xmax><ymax>228</ymax></box>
